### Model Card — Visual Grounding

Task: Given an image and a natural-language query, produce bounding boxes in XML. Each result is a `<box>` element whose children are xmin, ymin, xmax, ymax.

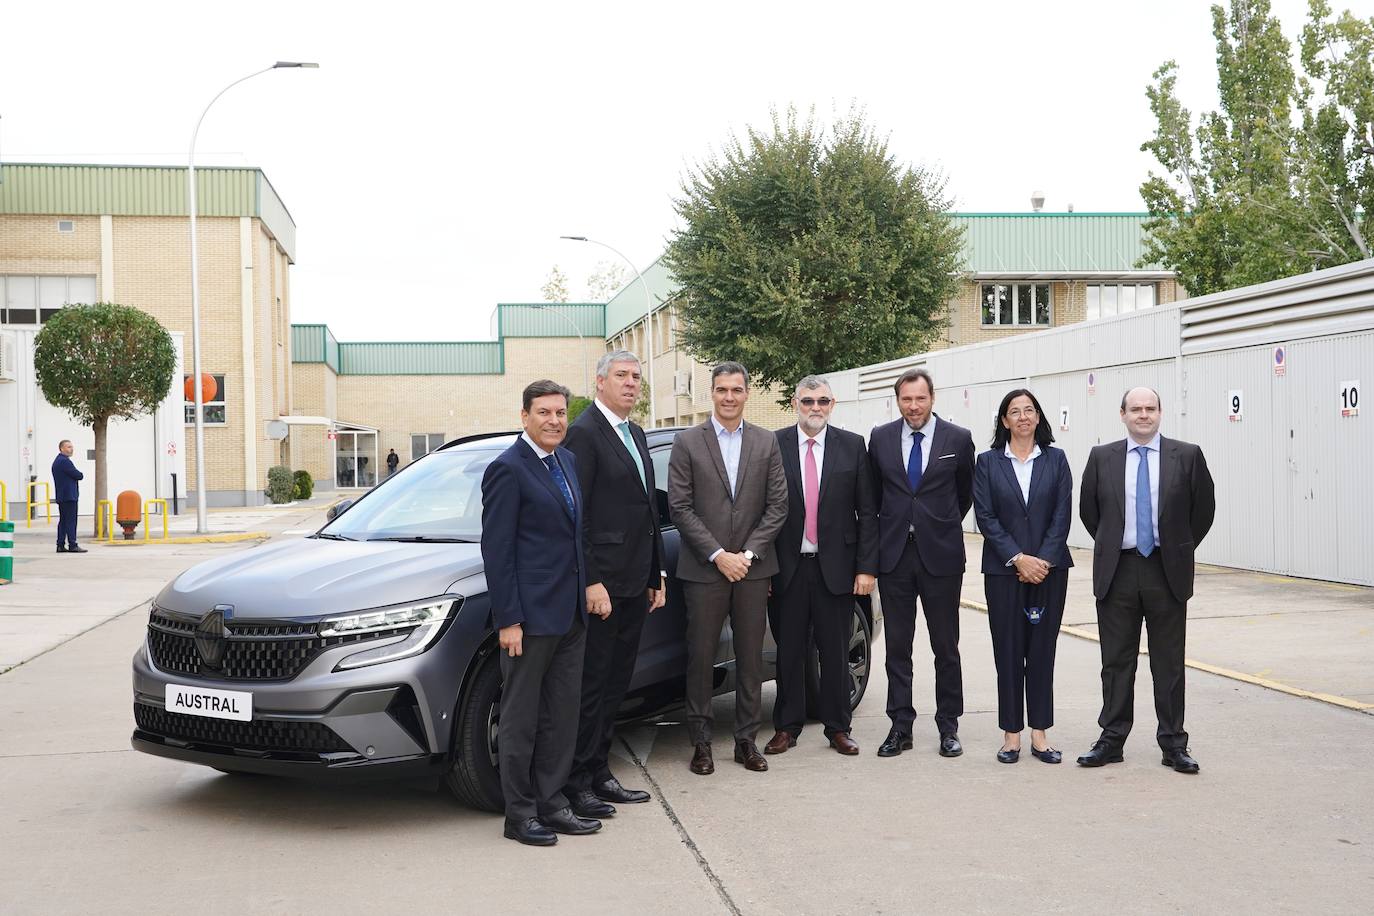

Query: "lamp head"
<box><xmin>274</xmin><ymin>61</ymin><xmax>320</xmax><ymax>68</ymax></box>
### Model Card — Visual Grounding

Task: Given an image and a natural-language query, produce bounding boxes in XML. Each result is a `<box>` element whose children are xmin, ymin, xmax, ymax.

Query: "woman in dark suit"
<box><xmin>973</xmin><ymin>389</ymin><xmax>1073</xmax><ymax>764</ymax></box>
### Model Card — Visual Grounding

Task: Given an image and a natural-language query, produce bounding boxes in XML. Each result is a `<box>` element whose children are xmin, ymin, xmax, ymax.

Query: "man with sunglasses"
<box><xmin>765</xmin><ymin>377</ymin><xmax>878</xmax><ymax>757</ymax></box>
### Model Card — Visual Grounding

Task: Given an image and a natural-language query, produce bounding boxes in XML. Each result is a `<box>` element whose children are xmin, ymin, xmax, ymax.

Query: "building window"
<box><xmin>1086</xmin><ymin>283</ymin><xmax>1157</xmax><ymax>320</ymax></box>
<box><xmin>411</xmin><ymin>433</ymin><xmax>445</xmax><ymax>462</ymax></box>
<box><xmin>183</xmin><ymin>374</ymin><xmax>227</xmax><ymax>425</ymax></box>
<box><xmin>0</xmin><ymin>275</ymin><xmax>97</xmax><ymax>325</ymax></box>
<box><xmin>980</xmin><ymin>283</ymin><xmax>1051</xmax><ymax>327</ymax></box>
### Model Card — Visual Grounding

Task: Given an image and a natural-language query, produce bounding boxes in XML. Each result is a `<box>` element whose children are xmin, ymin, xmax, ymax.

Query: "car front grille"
<box><xmin>134</xmin><ymin>702</ymin><xmax>353</xmax><ymax>754</ymax></box>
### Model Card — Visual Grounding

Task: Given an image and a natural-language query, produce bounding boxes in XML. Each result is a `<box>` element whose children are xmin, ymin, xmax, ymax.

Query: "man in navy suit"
<box><xmin>480</xmin><ymin>379</ymin><xmax>608</xmax><ymax>846</ymax></box>
<box><xmin>52</xmin><ymin>440</ymin><xmax>87</xmax><ymax>554</ymax></box>
<box><xmin>868</xmin><ymin>368</ymin><xmax>975</xmax><ymax>758</ymax></box>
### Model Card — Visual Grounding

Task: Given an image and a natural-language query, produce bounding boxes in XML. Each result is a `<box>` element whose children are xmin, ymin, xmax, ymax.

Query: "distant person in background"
<box><xmin>52</xmin><ymin>440</ymin><xmax>86</xmax><ymax>554</ymax></box>
<box><xmin>386</xmin><ymin>448</ymin><xmax>400</xmax><ymax>476</ymax></box>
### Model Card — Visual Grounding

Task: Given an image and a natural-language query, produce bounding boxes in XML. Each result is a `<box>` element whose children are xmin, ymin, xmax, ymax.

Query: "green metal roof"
<box><xmin>949</xmin><ymin>213</ymin><xmax>1162</xmax><ymax>273</ymax></box>
<box><xmin>495</xmin><ymin>303</ymin><xmax>606</xmax><ymax>338</ymax></box>
<box><xmin>291</xmin><ymin>324</ymin><xmax>340</xmax><ymax>373</ymax></box>
<box><xmin>603</xmin><ymin>256</ymin><xmax>679</xmax><ymax>339</ymax></box>
<box><xmin>338</xmin><ymin>342</ymin><xmax>503</xmax><ymax>375</ymax></box>
<box><xmin>0</xmin><ymin>162</ymin><xmax>298</xmax><ymax>262</ymax></box>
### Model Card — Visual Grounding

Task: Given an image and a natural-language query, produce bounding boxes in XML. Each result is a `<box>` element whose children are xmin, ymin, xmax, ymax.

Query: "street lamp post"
<box><xmin>526</xmin><ymin>304</ymin><xmax>590</xmax><ymax>397</ymax></box>
<box><xmin>559</xmin><ymin>236</ymin><xmax>657</xmax><ymax>427</ymax></box>
<box><xmin>188</xmin><ymin>61</ymin><xmax>317</xmax><ymax>532</ymax></box>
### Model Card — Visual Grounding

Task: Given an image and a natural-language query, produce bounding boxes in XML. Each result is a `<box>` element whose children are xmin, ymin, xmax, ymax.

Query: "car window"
<box><xmin>321</xmin><ymin>448</ymin><xmax>499</xmax><ymax>541</ymax></box>
<box><xmin>651</xmin><ymin>446</ymin><xmax>673</xmax><ymax>530</ymax></box>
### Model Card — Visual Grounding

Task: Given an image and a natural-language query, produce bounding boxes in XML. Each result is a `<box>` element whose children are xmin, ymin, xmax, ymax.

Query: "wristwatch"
<box><xmin>743</xmin><ymin>549</ymin><xmax>757</xmax><ymax>561</ymax></box>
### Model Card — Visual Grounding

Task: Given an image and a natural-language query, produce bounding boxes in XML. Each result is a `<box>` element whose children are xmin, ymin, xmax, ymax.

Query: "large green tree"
<box><xmin>33</xmin><ymin>303</ymin><xmax>177</xmax><ymax>532</ymax></box>
<box><xmin>666</xmin><ymin>108</ymin><xmax>964</xmax><ymax>400</ymax></box>
<box><xmin>1139</xmin><ymin>0</ymin><xmax>1373</xmax><ymax>295</ymax></box>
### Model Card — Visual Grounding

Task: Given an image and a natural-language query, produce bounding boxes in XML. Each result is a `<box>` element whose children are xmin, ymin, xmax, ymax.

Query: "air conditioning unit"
<box><xmin>673</xmin><ymin>369</ymin><xmax>692</xmax><ymax>397</ymax></box>
<box><xmin>0</xmin><ymin>331</ymin><xmax>17</xmax><ymax>382</ymax></box>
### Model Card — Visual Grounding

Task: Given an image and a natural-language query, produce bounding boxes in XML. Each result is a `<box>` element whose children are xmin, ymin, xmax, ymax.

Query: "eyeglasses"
<box><xmin>1007</xmin><ymin>407</ymin><xmax>1038</xmax><ymax>419</ymax></box>
<box><xmin>798</xmin><ymin>397</ymin><xmax>834</xmax><ymax>407</ymax></box>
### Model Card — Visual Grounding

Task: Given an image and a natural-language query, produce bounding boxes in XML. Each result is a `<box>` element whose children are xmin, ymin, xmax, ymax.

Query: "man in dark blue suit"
<box><xmin>52</xmin><ymin>440</ymin><xmax>87</xmax><ymax>554</ymax></box>
<box><xmin>480</xmin><ymin>379</ymin><xmax>607</xmax><ymax>847</ymax></box>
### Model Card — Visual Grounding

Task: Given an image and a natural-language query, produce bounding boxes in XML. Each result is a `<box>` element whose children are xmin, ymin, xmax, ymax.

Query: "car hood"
<box><xmin>155</xmin><ymin>537</ymin><xmax>486</xmax><ymax>620</ymax></box>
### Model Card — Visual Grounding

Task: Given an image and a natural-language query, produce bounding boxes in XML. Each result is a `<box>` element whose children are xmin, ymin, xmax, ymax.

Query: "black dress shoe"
<box><xmin>996</xmin><ymin>746</ymin><xmax>1020</xmax><ymax>764</ymax></box>
<box><xmin>1030</xmin><ymin>746</ymin><xmax>1063</xmax><ymax>764</ymax></box>
<box><xmin>67</xmin><ymin>545</ymin><xmax>88</xmax><ymax>553</ymax></box>
<box><xmin>538</xmin><ymin>806</ymin><xmax>601</xmax><ymax>835</ymax></box>
<box><xmin>1076</xmin><ymin>740</ymin><xmax>1124</xmax><ymax>767</ymax></box>
<box><xmin>939</xmin><ymin>733</ymin><xmax>963</xmax><ymax>757</ymax></box>
<box><xmin>1161</xmin><ymin>747</ymin><xmax>1200</xmax><ymax>773</ymax></box>
<box><xmin>569</xmin><ymin>789</ymin><xmax>615</xmax><ymax>819</ymax></box>
<box><xmin>56</xmin><ymin>546</ymin><xmax>68</xmax><ymax>553</ymax></box>
<box><xmin>504</xmin><ymin>817</ymin><xmax>557</xmax><ymax>846</ymax></box>
<box><xmin>593</xmin><ymin>776</ymin><xmax>650</xmax><ymax>804</ymax></box>
<box><xmin>877</xmin><ymin>729</ymin><xmax>913</xmax><ymax>757</ymax></box>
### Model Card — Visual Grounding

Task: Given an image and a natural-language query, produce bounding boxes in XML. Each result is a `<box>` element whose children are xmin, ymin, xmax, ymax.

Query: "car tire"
<box><xmin>804</xmin><ymin>601</ymin><xmax>872</xmax><ymax>718</ymax></box>
<box><xmin>443</xmin><ymin>650</ymin><xmax>505</xmax><ymax>813</ymax></box>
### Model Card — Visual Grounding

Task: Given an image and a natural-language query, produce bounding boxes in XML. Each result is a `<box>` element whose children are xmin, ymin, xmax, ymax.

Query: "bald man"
<box><xmin>1076</xmin><ymin>387</ymin><xmax>1215</xmax><ymax>774</ymax></box>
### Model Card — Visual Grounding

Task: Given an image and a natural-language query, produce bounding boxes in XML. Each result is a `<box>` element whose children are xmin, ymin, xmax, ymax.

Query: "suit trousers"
<box><xmin>769</xmin><ymin>557</ymin><xmax>853</xmax><ymax>737</ymax></box>
<box><xmin>683</xmin><ymin>577</ymin><xmax>769</xmax><ymax>746</ymax></box>
<box><xmin>880</xmin><ymin>536</ymin><xmax>964</xmax><ymax>735</ymax></box>
<box><xmin>497</xmin><ymin>615</ymin><xmax>585</xmax><ymax>820</ymax></box>
<box><xmin>565</xmin><ymin>591</ymin><xmax>649</xmax><ymax>792</ymax></box>
<box><xmin>57</xmin><ymin>500</ymin><xmax>78</xmax><ymax>549</ymax></box>
<box><xmin>985</xmin><ymin>569</ymin><xmax>1067</xmax><ymax>733</ymax></box>
<box><xmin>1096</xmin><ymin>551</ymin><xmax>1189</xmax><ymax>751</ymax></box>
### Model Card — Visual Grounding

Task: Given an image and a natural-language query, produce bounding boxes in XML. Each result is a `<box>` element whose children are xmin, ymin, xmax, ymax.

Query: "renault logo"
<box><xmin>194</xmin><ymin>605</ymin><xmax>233</xmax><ymax>669</ymax></box>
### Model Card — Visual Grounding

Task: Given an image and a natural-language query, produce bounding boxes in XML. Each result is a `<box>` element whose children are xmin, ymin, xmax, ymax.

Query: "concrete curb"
<box><xmin>98</xmin><ymin>532</ymin><xmax>269</xmax><ymax>546</ymax></box>
<box><xmin>959</xmin><ymin>599</ymin><xmax>1374</xmax><ymax>713</ymax></box>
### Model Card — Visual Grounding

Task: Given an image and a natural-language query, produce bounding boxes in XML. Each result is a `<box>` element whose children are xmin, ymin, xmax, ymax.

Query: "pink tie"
<box><xmin>804</xmin><ymin>438</ymin><xmax>819</xmax><ymax>545</ymax></box>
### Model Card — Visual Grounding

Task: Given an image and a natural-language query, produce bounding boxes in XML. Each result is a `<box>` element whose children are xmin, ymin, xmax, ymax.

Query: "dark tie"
<box><xmin>542</xmin><ymin>455</ymin><xmax>576</xmax><ymax>517</ymax></box>
<box><xmin>1135</xmin><ymin>445</ymin><xmax>1154</xmax><ymax>556</ymax></box>
<box><xmin>906</xmin><ymin>430</ymin><xmax>924</xmax><ymax>493</ymax></box>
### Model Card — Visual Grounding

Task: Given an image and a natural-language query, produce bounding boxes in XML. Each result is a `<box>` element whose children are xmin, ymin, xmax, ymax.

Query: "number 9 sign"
<box><xmin>1228</xmin><ymin>390</ymin><xmax>1243</xmax><ymax>422</ymax></box>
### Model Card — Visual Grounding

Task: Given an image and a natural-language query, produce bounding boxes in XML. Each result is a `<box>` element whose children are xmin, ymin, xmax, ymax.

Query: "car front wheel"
<box><xmin>444</xmin><ymin>650</ymin><xmax>504</xmax><ymax>812</ymax></box>
<box><xmin>804</xmin><ymin>601</ymin><xmax>872</xmax><ymax>718</ymax></box>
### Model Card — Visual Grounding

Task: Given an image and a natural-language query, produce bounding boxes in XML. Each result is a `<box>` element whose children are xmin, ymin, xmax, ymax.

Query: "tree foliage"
<box><xmin>1139</xmin><ymin>0</ymin><xmax>1373</xmax><ymax>296</ymax></box>
<box><xmin>666</xmin><ymin>107</ymin><xmax>964</xmax><ymax>400</ymax></box>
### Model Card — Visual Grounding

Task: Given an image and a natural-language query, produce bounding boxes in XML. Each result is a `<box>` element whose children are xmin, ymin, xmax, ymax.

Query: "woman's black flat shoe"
<box><xmin>1031</xmin><ymin>746</ymin><xmax>1062</xmax><ymax>764</ymax></box>
<box><xmin>996</xmin><ymin>747</ymin><xmax>1020</xmax><ymax>764</ymax></box>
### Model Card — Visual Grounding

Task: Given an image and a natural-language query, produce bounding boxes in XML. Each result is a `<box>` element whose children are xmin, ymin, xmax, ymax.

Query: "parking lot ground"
<box><xmin>1</xmin><ymin>520</ymin><xmax>1371</xmax><ymax>914</ymax></box>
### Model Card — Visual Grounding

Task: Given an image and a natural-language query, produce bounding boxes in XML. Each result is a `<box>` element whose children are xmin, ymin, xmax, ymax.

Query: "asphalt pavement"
<box><xmin>1</xmin><ymin>508</ymin><xmax>1370</xmax><ymax>914</ymax></box>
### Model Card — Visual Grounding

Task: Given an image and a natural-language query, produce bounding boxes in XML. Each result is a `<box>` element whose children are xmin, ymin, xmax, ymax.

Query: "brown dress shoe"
<box><xmin>764</xmin><ymin>730</ymin><xmax>796</xmax><ymax>755</ymax></box>
<box><xmin>689</xmin><ymin>742</ymin><xmax>714</xmax><ymax>775</ymax></box>
<box><xmin>734</xmin><ymin>741</ymin><xmax>768</xmax><ymax>771</ymax></box>
<box><xmin>828</xmin><ymin>732</ymin><xmax>860</xmax><ymax>755</ymax></box>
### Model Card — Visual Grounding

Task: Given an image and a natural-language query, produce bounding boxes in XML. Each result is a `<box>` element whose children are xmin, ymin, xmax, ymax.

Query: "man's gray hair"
<box><xmin>596</xmin><ymin>349</ymin><xmax>641</xmax><ymax>379</ymax></box>
<box><xmin>794</xmin><ymin>374</ymin><xmax>830</xmax><ymax>396</ymax></box>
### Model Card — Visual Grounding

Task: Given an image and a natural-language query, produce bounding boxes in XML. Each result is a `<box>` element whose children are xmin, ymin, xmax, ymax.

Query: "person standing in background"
<box><xmin>52</xmin><ymin>440</ymin><xmax>86</xmax><ymax>554</ymax></box>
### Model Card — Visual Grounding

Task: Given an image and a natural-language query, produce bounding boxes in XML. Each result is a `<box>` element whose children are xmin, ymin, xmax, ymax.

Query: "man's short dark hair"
<box><xmin>1120</xmin><ymin>387</ymin><xmax>1162</xmax><ymax>411</ymax></box>
<box><xmin>522</xmin><ymin>379</ymin><xmax>571</xmax><ymax>411</ymax></box>
<box><xmin>58</xmin><ymin>439</ymin><xmax>72</xmax><ymax>449</ymax></box>
<box><xmin>893</xmin><ymin>367</ymin><xmax>935</xmax><ymax>396</ymax></box>
<box><xmin>711</xmin><ymin>362</ymin><xmax>750</xmax><ymax>388</ymax></box>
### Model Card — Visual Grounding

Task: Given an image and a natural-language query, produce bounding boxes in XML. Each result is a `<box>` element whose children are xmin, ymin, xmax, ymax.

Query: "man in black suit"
<box><xmin>480</xmin><ymin>379</ymin><xmax>609</xmax><ymax>846</ymax></box>
<box><xmin>766</xmin><ymin>376</ymin><xmax>878</xmax><ymax>757</ymax></box>
<box><xmin>52</xmin><ymin>439</ymin><xmax>87</xmax><ymax>553</ymax></box>
<box><xmin>1076</xmin><ymin>386</ymin><xmax>1216</xmax><ymax>773</ymax></box>
<box><xmin>561</xmin><ymin>350</ymin><xmax>666</xmax><ymax>815</ymax></box>
<box><xmin>868</xmin><ymin>368</ymin><xmax>975</xmax><ymax>758</ymax></box>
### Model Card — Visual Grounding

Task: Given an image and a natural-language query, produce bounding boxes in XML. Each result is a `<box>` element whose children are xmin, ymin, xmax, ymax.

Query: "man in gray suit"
<box><xmin>668</xmin><ymin>362</ymin><xmax>789</xmax><ymax>776</ymax></box>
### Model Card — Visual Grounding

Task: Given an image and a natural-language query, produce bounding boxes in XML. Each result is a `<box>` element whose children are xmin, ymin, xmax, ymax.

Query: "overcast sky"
<box><xmin>4</xmin><ymin>0</ymin><xmax>1368</xmax><ymax>342</ymax></box>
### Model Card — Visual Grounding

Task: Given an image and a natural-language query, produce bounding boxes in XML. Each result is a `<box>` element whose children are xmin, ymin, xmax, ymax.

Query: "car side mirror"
<box><xmin>325</xmin><ymin>499</ymin><xmax>353</xmax><ymax>522</ymax></box>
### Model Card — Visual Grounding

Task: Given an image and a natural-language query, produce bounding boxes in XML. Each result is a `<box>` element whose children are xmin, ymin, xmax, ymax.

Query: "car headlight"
<box><xmin>322</xmin><ymin>598</ymin><xmax>458</xmax><ymax>671</ymax></box>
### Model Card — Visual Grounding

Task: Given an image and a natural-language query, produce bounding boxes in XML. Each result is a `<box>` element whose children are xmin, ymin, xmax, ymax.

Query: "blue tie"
<box><xmin>907</xmin><ymin>430</ymin><xmax>924</xmax><ymax>493</ymax></box>
<box><xmin>542</xmin><ymin>455</ymin><xmax>576</xmax><ymax>517</ymax></box>
<box><xmin>1135</xmin><ymin>445</ymin><xmax>1154</xmax><ymax>556</ymax></box>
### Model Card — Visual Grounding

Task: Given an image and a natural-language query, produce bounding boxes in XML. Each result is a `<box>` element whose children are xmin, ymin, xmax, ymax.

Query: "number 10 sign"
<box><xmin>1340</xmin><ymin>380</ymin><xmax>1360</xmax><ymax>418</ymax></box>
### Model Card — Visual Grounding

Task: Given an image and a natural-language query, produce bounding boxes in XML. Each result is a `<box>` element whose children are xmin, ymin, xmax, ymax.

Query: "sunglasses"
<box><xmin>798</xmin><ymin>397</ymin><xmax>834</xmax><ymax>407</ymax></box>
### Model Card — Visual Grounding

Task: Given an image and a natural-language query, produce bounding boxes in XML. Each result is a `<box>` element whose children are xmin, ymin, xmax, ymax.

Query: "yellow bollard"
<box><xmin>26</xmin><ymin>482</ymin><xmax>52</xmax><ymax>529</ymax></box>
<box><xmin>95</xmin><ymin>499</ymin><xmax>115</xmax><ymax>542</ymax></box>
<box><xmin>1</xmin><ymin>480</ymin><xmax>7</xmax><ymax>523</ymax></box>
<box><xmin>143</xmin><ymin>499</ymin><xmax>169</xmax><ymax>541</ymax></box>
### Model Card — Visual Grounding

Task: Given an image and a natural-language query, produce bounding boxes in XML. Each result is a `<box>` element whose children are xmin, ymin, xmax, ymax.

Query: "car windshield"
<box><xmin>318</xmin><ymin>448</ymin><xmax>501</xmax><ymax>542</ymax></box>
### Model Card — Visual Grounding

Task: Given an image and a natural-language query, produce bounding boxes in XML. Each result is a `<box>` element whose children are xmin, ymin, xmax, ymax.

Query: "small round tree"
<box><xmin>34</xmin><ymin>303</ymin><xmax>177</xmax><ymax>533</ymax></box>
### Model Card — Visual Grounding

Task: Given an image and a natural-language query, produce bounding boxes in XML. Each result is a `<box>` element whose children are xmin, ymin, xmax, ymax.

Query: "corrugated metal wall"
<box><xmin>0</xmin><ymin>163</ymin><xmax>258</xmax><ymax>217</ymax></box>
<box><xmin>337</xmin><ymin>342</ymin><xmax>503</xmax><ymax>375</ymax></box>
<box><xmin>496</xmin><ymin>303</ymin><xmax>606</xmax><ymax>338</ymax></box>
<box><xmin>952</xmin><ymin>214</ymin><xmax>1163</xmax><ymax>273</ymax></box>
<box><xmin>291</xmin><ymin>324</ymin><xmax>326</xmax><ymax>362</ymax></box>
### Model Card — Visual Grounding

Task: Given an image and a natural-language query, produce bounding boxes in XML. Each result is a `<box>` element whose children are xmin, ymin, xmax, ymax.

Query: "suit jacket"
<box><xmin>53</xmin><ymin>453</ymin><xmax>83</xmax><ymax>503</ymax></box>
<box><xmin>563</xmin><ymin>403</ymin><xmax>665</xmax><ymax>598</ymax></box>
<box><xmin>972</xmin><ymin>445</ymin><xmax>1075</xmax><ymax>575</ymax></box>
<box><xmin>868</xmin><ymin>415</ymin><xmax>975</xmax><ymax>576</ymax></box>
<box><xmin>480</xmin><ymin>438</ymin><xmax>588</xmax><ymax>636</ymax></box>
<box><xmin>667</xmin><ymin>419</ymin><xmax>788</xmax><ymax>583</ymax></box>
<box><xmin>1079</xmin><ymin>436</ymin><xmax>1216</xmax><ymax>602</ymax></box>
<box><xmin>772</xmin><ymin>425</ymin><xmax>879</xmax><ymax>596</ymax></box>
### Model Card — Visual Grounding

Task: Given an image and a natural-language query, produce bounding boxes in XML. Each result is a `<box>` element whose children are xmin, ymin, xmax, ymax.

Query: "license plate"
<box><xmin>165</xmin><ymin>684</ymin><xmax>253</xmax><ymax>722</ymax></box>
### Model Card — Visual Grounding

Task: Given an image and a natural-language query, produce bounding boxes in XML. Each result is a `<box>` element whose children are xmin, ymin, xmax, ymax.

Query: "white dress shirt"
<box><xmin>520</xmin><ymin>431</ymin><xmax>552</xmax><ymax>461</ymax></box>
<box><xmin>901</xmin><ymin>414</ymin><xmax>937</xmax><ymax>476</ymax></box>
<box><xmin>798</xmin><ymin>424</ymin><xmax>828</xmax><ymax>554</ymax></box>
<box><xmin>1004</xmin><ymin>442</ymin><xmax>1041</xmax><ymax>503</ymax></box>
<box><xmin>707</xmin><ymin>416</ymin><xmax>746</xmax><ymax>562</ymax></box>
<box><xmin>594</xmin><ymin>397</ymin><xmax>639</xmax><ymax>464</ymax></box>
<box><xmin>1122</xmin><ymin>433</ymin><xmax>1161</xmax><ymax>550</ymax></box>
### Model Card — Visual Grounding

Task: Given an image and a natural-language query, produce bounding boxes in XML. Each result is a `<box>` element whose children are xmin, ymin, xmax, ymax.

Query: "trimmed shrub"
<box><xmin>267</xmin><ymin>465</ymin><xmax>294</xmax><ymax>504</ymax></box>
<box><xmin>292</xmin><ymin>470</ymin><xmax>314</xmax><ymax>501</ymax></box>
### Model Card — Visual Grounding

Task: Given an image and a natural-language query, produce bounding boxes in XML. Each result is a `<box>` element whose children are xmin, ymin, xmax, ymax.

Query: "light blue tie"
<box><xmin>1135</xmin><ymin>446</ymin><xmax>1154</xmax><ymax>556</ymax></box>
<box><xmin>618</xmin><ymin>421</ymin><xmax>647</xmax><ymax>491</ymax></box>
